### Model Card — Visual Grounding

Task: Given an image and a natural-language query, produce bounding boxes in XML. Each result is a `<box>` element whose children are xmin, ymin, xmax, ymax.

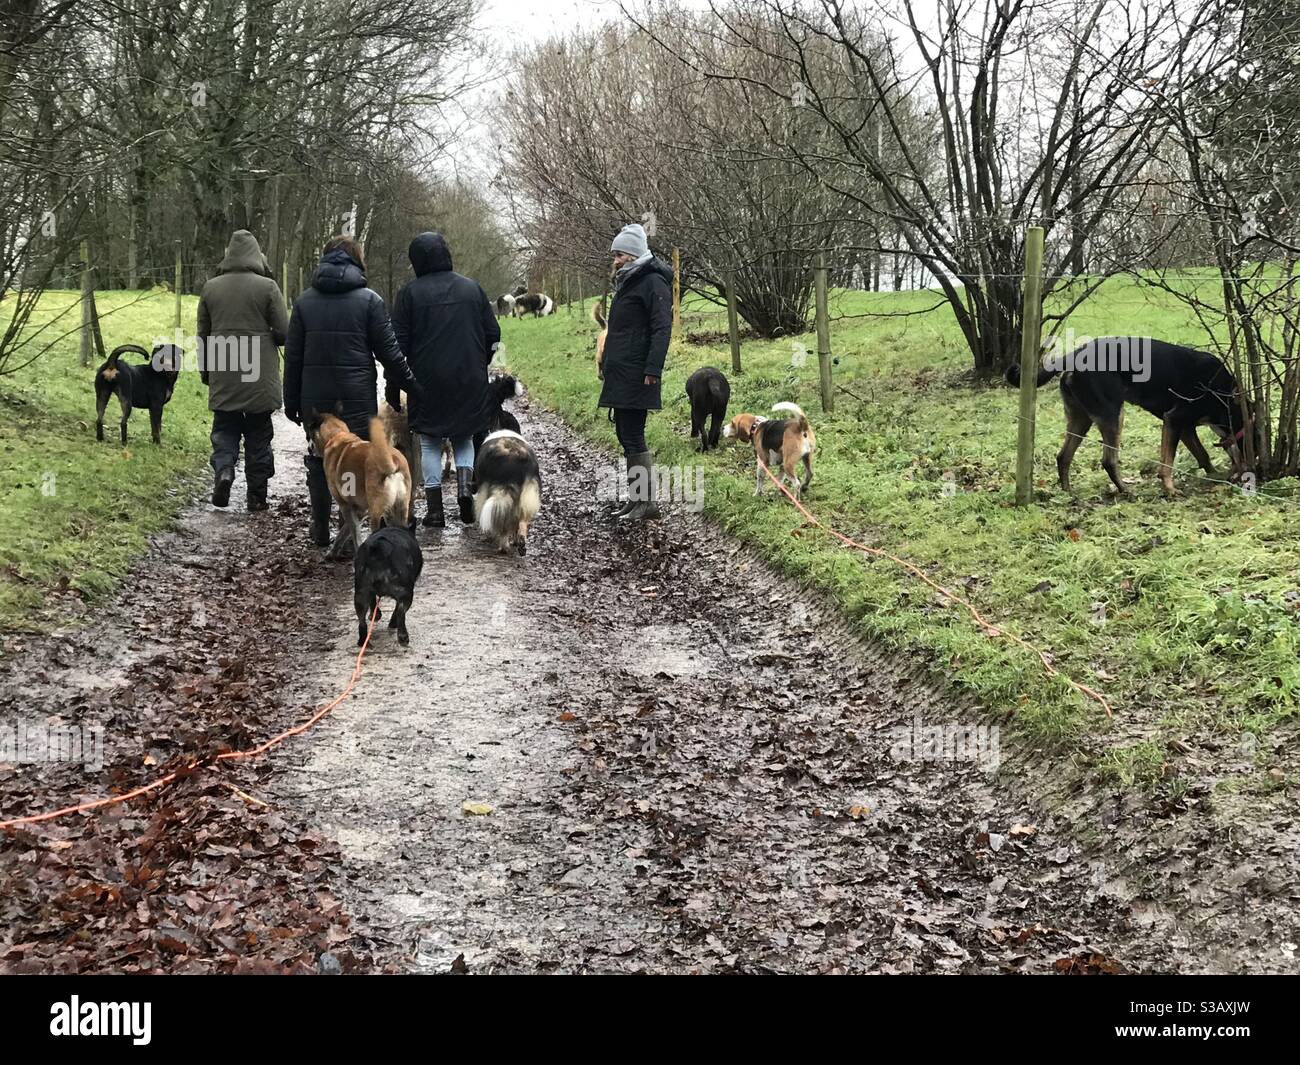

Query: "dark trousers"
<box><xmin>211</xmin><ymin>410</ymin><xmax>275</xmax><ymax>490</ymax></box>
<box><xmin>612</xmin><ymin>408</ymin><xmax>648</xmax><ymax>456</ymax></box>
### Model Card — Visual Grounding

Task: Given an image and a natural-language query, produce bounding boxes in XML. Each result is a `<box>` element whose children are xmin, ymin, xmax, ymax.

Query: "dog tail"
<box><xmin>771</xmin><ymin>401</ymin><xmax>809</xmax><ymax>430</ymax></box>
<box><xmin>368</xmin><ymin>417</ymin><xmax>404</xmax><ymax>476</ymax></box>
<box><xmin>591</xmin><ymin>301</ymin><xmax>607</xmax><ymax>329</ymax></box>
<box><xmin>1005</xmin><ymin>361</ymin><xmax>1059</xmax><ymax>388</ymax></box>
<box><xmin>477</xmin><ymin>484</ymin><xmax>519</xmax><ymax>538</ymax></box>
<box><xmin>106</xmin><ymin>344</ymin><xmax>149</xmax><ymax>366</ymax></box>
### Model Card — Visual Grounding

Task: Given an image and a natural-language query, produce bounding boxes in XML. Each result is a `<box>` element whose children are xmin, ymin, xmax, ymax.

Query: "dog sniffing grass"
<box><xmin>0</xmin><ymin>288</ymin><xmax>211</xmax><ymax>630</ymax></box>
<box><xmin>498</xmin><ymin>274</ymin><xmax>1300</xmax><ymax>792</ymax></box>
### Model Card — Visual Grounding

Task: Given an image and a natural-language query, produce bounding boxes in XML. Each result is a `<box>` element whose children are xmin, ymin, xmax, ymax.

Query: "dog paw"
<box><xmin>397</xmin><ymin>632</ymin><xmax>410</xmax><ymax>646</ymax></box>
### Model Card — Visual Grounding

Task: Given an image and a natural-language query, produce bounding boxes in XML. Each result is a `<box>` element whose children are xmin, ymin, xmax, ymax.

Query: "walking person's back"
<box><xmin>284</xmin><ymin>235</ymin><xmax>420</xmax><ymax>546</ymax></box>
<box><xmin>197</xmin><ymin>229</ymin><xmax>288</xmax><ymax>511</ymax></box>
<box><xmin>391</xmin><ymin>232</ymin><xmax>500</xmax><ymax>527</ymax></box>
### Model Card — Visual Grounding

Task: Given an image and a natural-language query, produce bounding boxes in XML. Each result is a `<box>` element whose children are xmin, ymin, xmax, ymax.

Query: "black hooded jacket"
<box><xmin>283</xmin><ymin>248</ymin><xmax>417</xmax><ymax>434</ymax></box>
<box><xmin>391</xmin><ymin>232</ymin><xmax>501</xmax><ymax>439</ymax></box>
<box><xmin>597</xmin><ymin>255</ymin><xmax>673</xmax><ymax>410</ymax></box>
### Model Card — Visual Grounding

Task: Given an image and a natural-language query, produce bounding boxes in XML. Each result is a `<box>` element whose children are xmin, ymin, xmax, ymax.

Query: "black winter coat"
<box><xmin>391</xmin><ymin>232</ymin><xmax>500</xmax><ymax>439</ymax></box>
<box><xmin>283</xmin><ymin>249</ymin><xmax>417</xmax><ymax>434</ymax></box>
<box><xmin>597</xmin><ymin>256</ymin><xmax>673</xmax><ymax>411</ymax></box>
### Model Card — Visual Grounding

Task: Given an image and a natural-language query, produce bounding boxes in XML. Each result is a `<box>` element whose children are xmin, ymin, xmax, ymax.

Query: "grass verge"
<box><xmin>0</xmin><ymin>288</ymin><xmax>212</xmax><ymax>630</ymax></box>
<box><xmin>499</xmin><ymin>275</ymin><xmax>1300</xmax><ymax>782</ymax></box>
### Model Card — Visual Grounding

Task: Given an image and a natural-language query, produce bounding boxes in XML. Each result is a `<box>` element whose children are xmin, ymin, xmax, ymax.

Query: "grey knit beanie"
<box><xmin>611</xmin><ymin>223</ymin><xmax>649</xmax><ymax>258</ymax></box>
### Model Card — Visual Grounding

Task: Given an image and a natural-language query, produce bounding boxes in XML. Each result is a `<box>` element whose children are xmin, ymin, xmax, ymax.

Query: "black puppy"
<box><xmin>95</xmin><ymin>343</ymin><xmax>183</xmax><ymax>445</ymax></box>
<box><xmin>685</xmin><ymin>366</ymin><xmax>731</xmax><ymax>451</ymax></box>
<box><xmin>353</xmin><ymin>526</ymin><xmax>423</xmax><ymax>646</ymax></box>
<box><xmin>1008</xmin><ymin>337</ymin><xmax>1251</xmax><ymax>496</ymax></box>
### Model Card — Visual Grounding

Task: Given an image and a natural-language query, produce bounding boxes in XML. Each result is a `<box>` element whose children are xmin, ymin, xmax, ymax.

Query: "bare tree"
<box><xmin>651</xmin><ymin>0</ymin><xmax>1206</xmax><ymax>374</ymax></box>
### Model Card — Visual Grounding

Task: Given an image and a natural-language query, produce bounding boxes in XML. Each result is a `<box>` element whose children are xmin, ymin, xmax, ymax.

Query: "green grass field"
<box><xmin>499</xmin><ymin>275</ymin><xmax>1300</xmax><ymax>788</ymax></box>
<box><xmin>0</xmin><ymin>288</ymin><xmax>211</xmax><ymax>629</ymax></box>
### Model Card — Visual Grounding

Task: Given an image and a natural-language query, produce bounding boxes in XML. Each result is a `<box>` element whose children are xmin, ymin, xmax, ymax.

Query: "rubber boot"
<box><xmin>423</xmin><ymin>487</ymin><xmax>445</xmax><ymax>528</ymax></box>
<box><xmin>608</xmin><ymin>455</ymin><xmax>642</xmax><ymax>517</ymax></box>
<box><xmin>212</xmin><ymin>466</ymin><xmax>235</xmax><ymax>508</ymax></box>
<box><xmin>305</xmin><ymin>454</ymin><xmax>332</xmax><ymax>546</ymax></box>
<box><xmin>619</xmin><ymin>451</ymin><xmax>661</xmax><ymax>522</ymax></box>
<box><xmin>456</xmin><ymin>467</ymin><xmax>476</xmax><ymax>524</ymax></box>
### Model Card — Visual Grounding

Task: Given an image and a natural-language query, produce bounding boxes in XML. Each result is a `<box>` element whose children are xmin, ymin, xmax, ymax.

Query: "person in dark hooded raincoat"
<box><xmin>197</xmin><ymin>229</ymin><xmax>288</xmax><ymax>512</ymax></box>
<box><xmin>283</xmin><ymin>235</ymin><xmax>420</xmax><ymax>547</ymax></box>
<box><xmin>389</xmin><ymin>232</ymin><xmax>500</xmax><ymax>527</ymax></box>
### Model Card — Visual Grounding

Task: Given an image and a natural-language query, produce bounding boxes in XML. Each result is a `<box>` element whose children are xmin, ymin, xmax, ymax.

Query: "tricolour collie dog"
<box><xmin>473</xmin><ymin>430</ymin><xmax>541</xmax><ymax>556</ymax></box>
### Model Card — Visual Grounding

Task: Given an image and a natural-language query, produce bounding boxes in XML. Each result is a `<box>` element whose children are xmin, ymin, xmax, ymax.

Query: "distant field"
<box><xmin>0</xmin><ymin>288</ymin><xmax>211</xmax><ymax>630</ymax></box>
<box><xmin>501</xmin><ymin>273</ymin><xmax>1300</xmax><ymax>790</ymax></box>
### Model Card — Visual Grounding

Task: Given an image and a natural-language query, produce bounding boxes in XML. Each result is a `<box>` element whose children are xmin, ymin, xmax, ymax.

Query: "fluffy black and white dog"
<box><xmin>487</xmin><ymin>373</ymin><xmax>525</xmax><ymax>434</ymax></box>
<box><xmin>473</xmin><ymin>430</ymin><xmax>541</xmax><ymax>556</ymax></box>
<box><xmin>353</xmin><ymin>525</ymin><xmax>424</xmax><ymax>646</ymax></box>
<box><xmin>512</xmin><ymin>292</ymin><xmax>554</xmax><ymax>318</ymax></box>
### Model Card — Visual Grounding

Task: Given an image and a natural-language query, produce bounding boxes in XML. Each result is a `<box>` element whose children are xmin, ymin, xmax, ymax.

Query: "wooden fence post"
<box><xmin>672</xmin><ymin>247</ymin><xmax>681</xmax><ymax>344</ymax></box>
<box><xmin>282</xmin><ymin>258</ymin><xmax>290</xmax><ymax>312</ymax></box>
<box><xmin>725</xmin><ymin>269</ymin><xmax>741</xmax><ymax>375</ymax></box>
<box><xmin>814</xmin><ymin>251</ymin><xmax>834</xmax><ymax>414</ymax></box>
<box><xmin>173</xmin><ymin>240</ymin><xmax>183</xmax><ymax>331</ymax></box>
<box><xmin>1015</xmin><ymin>226</ymin><xmax>1047</xmax><ymax>506</ymax></box>
<box><xmin>79</xmin><ymin>240</ymin><xmax>93</xmax><ymax>367</ymax></box>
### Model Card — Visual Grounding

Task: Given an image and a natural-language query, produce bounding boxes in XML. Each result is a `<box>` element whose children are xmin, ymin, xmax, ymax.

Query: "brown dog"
<box><xmin>380</xmin><ymin>395</ymin><xmax>432</xmax><ymax>490</ymax></box>
<box><xmin>592</xmin><ymin>301</ymin><xmax>608</xmax><ymax>379</ymax></box>
<box><xmin>723</xmin><ymin>402</ymin><xmax>816</xmax><ymax>498</ymax></box>
<box><xmin>308</xmin><ymin>413</ymin><xmax>414</xmax><ymax>558</ymax></box>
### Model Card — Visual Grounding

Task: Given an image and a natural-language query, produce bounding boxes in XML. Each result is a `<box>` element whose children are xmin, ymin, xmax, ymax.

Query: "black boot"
<box><xmin>212</xmin><ymin>466</ymin><xmax>235</xmax><ymax>508</ymax></box>
<box><xmin>456</xmin><ymin>467</ymin><xmax>475</xmax><ymax>524</ymax></box>
<box><xmin>619</xmin><ymin>451</ymin><xmax>661</xmax><ymax>522</ymax></box>
<box><xmin>247</xmin><ymin>483</ymin><xmax>269</xmax><ymax>512</ymax></box>
<box><xmin>305</xmin><ymin>455</ymin><xmax>332</xmax><ymax>546</ymax></box>
<box><xmin>423</xmin><ymin>488</ymin><xmax>445</xmax><ymax>527</ymax></box>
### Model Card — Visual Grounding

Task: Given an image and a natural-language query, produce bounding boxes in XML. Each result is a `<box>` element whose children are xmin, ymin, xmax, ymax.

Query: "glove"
<box><xmin>385</xmin><ymin>383</ymin><xmax>403</xmax><ymax>412</ymax></box>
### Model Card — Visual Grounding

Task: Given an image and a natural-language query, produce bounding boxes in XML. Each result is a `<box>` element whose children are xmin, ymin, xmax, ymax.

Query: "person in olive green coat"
<box><xmin>197</xmin><ymin>230</ymin><xmax>289</xmax><ymax>511</ymax></box>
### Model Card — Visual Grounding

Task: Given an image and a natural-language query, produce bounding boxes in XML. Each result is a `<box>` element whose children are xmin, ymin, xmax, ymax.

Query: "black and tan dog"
<box><xmin>306</xmin><ymin>413</ymin><xmax>414</xmax><ymax>559</ymax></box>
<box><xmin>686</xmin><ymin>367</ymin><xmax>730</xmax><ymax>451</ymax></box>
<box><xmin>1007</xmin><ymin>336</ymin><xmax>1252</xmax><ymax>496</ymax></box>
<box><xmin>723</xmin><ymin>401</ymin><xmax>816</xmax><ymax>498</ymax></box>
<box><xmin>94</xmin><ymin>343</ymin><xmax>183</xmax><ymax>445</ymax></box>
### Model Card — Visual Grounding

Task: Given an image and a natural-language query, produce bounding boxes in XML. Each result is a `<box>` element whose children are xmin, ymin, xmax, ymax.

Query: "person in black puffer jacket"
<box><xmin>390</xmin><ymin>232</ymin><xmax>500</xmax><ymax>527</ymax></box>
<box><xmin>284</xmin><ymin>235</ymin><xmax>420</xmax><ymax>546</ymax></box>
<box><xmin>598</xmin><ymin>223</ymin><xmax>672</xmax><ymax>521</ymax></box>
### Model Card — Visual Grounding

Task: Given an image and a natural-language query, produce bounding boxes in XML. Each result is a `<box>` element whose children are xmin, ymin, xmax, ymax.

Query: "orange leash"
<box><xmin>0</xmin><ymin>604</ymin><xmax>381</xmax><ymax>831</ymax></box>
<box><xmin>756</xmin><ymin>456</ymin><xmax>1113</xmax><ymax>718</ymax></box>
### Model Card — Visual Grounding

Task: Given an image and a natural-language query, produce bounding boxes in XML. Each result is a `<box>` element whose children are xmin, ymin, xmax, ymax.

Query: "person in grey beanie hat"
<box><xmin>597</xmin><ymin>223</ymin><xmax>672</xmax><ymax>521</ymax></box>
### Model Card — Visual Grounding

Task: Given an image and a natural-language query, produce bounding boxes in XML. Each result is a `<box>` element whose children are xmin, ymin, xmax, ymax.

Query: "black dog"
<box><xmin>353</xmin><ymin>525</ymin><xmax>423</xmax><ymax>646</ymax></box>
<box><xmin>487</xmin><ymin>373</ymin><xmax>524</xmax><ymax>434</ymax></box>
<box><xmin>1007</xmin><ymin>337</ymin><xmax>1251</xmax><ymax>496</ymax></box>
<box><xmin>95</xmin><ymin>343</ymin><xmax>183</xmax><ymax>445</ymax></box>
<box><xmin>685</xmin><ymin>366</ymin><xmax>730</xmax><ymax>451</ymax></box>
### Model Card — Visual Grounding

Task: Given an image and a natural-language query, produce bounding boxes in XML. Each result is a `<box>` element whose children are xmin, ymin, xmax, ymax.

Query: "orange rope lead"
<box><xmin>0</xmin><ymin>604</ymin><xmax>382</xmax><ymax>831</ymax></box>
<box><xmin>757</xmin><ymin>457</ymin><xmax>1113</xmax><ymax>718</ymax></box>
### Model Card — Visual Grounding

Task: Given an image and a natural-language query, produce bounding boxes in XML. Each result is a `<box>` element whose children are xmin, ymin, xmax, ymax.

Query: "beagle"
<box><xmin>723</xmin><ymin>401</ymin><xmax>816</xmax><ymax>498</ymax></box>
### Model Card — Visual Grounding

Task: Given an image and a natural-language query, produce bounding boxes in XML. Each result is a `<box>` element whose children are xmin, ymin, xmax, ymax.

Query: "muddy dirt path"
<box><xmin>268</xmin><ymin>408</ymin><xmax>1181</xmax><ymax>975</ymax></box>
<box><xmin>3</xmin><ymin>404</ymin><xmax>1279</xmax><ymax>974</ymax></box>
